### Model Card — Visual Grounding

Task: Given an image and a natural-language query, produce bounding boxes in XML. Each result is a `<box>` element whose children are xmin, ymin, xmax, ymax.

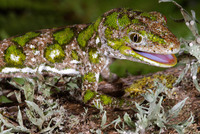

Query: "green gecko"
<box><xmin>0</xmin><ymin>8</ymin><xmax>180</xmax><ymax>105</ymax></box>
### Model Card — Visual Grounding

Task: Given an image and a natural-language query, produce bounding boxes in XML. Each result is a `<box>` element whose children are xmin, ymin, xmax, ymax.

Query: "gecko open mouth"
<box><xmin>133</xmin><ymin>49</ymin><xmax>177</xmax><ymax>67</ymax></box>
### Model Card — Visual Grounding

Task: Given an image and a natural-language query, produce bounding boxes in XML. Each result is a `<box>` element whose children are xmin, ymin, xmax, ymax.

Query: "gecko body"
<box><xmin>0</xmin><ymin>8</ymin><xmax>180</xmax><ymax>104</ymax></box>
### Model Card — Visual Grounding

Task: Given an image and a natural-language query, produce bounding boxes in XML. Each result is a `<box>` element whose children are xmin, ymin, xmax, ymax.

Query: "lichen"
<box><xmin>83</xmin><ymin>89</ymin><xmax>96</xmax><ymax>103</ymax></box>
<box><xmin>125</xmin><ymin>74</ymin><xmax>177</xmax><ymax>97</ymax></box>
<box><xmin>100</xmin><ymin>95</ymin><xmax>112</xmax><ymax>105</ymax></box>
<box><xmin>139</xmin><ymin>30</ymin><xmax>166</xmax><ymax>44</ymax></box>
<box><xmin>88</xmin><ymin>48</ymin><xmax>99</xmax><ymax>64</ymax></box>
<box><xmin>71</xmin><ymin>50</ymin><xmax>79</xmax><ymax>60</ymax></box>
<box><xmin>53</xmin><ymin>28</ymin><xmax>74</xmax><ymax>45</ymax></box>
<box><xmin>83</xmin><ymin>72</ymin><xmax>96</xmax><ymax>82</ymax></box>
<box><xmin>140</xmin><ymin>12</ymin><xmax>157</xmax><ymax>21</ymax></box>
<box><xmin>44</xmin><ymin>44</ymin><xmax>65</xmax><ymax>63</ymax></box>
<box><xmin>12</xmin><ymin>32</ymin><xmax>40</xmax><ymax>47</ymax></box>
<box><xmin>77</xmin><ymin>25</ymin><xmax>95</xmax><ymax>50</ymax></box>
<box><xmin>4</xmin><ymin>45</ymin><xmax>26</xmax><ymax>67</ymax></box>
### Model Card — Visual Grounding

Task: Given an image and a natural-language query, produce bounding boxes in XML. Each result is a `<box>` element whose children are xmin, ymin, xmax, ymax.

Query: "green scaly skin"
<box><xmin>0</xmin><ymin>8</ymin><xmax>180</xmax><ymax>107</ymax></box>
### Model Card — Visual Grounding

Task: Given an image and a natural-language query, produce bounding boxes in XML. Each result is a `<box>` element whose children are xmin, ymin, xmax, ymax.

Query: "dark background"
<box><xmin>0</xmin><ymin>0</ymin><xmax>199</xmax><ymax>77</ymax></box>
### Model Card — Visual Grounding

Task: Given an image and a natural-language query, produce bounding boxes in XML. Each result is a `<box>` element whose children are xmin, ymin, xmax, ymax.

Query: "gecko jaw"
<box><xmin>133</xmin><ymin>49</ymin><xmax>177</xmax><ymax>67</ymax></box>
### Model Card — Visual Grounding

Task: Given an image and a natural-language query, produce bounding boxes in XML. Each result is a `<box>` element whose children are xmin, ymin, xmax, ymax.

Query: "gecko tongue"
<box><xmin>135</xmin><ymin>51</ymin><xmax>176</xmax><ymax>65</ymax></box>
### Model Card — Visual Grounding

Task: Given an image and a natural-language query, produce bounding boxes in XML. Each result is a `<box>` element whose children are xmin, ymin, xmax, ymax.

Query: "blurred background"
<box><xmin>0</xmin><ymin>0</ymin><xmax>199</xmax><ymax>77</ymax></box>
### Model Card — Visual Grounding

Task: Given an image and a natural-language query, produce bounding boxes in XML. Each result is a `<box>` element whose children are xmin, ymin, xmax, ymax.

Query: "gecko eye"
<box><xmin>129</xmin><ymin>33</ymin><xmax>142</xmax><ymax>43</ymax></box>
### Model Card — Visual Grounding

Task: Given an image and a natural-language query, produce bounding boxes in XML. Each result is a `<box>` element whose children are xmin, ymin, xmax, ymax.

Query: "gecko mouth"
<box><xmin>133</xmin><ymin>49</ymin><xmax>177</xmax><ymax>67</ymax></box>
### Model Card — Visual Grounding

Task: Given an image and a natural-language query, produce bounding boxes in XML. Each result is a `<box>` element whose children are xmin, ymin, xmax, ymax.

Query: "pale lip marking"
<box><xmin>135</xmin><ymin>50</ymin><xmax>177</xmax><ymax>66</ymax></box>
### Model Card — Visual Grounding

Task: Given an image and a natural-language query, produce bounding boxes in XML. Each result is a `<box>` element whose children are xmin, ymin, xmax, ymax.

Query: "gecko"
<box><xmin>0</xmin><ymin>8</ymin><xmax>180</xmax><ymax>105</ymax></box>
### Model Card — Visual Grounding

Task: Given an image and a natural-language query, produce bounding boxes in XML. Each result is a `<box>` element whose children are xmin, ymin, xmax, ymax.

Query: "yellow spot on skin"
<box><xmin>83</xmin><ymin>90</ymin><xmax>96</xmax><ymax>103</ymax></box>
<box><xmin>5</xmin><ymin>45</ymin><xmax>26</xmax><ymax>67</ymax></box>
<box><xmin>77</xmin><ymin>25</ymin><xmax>94</xmax><ymax>49</ymax></box>
<box><xmin>83</xmin><ymin>72</ymin><xmax>96</xmax><ymax>82</ymax></box>
<box><xmin>53</xmin><ymin>28</ymin><xmax>74</xmax><ymax>45</ymax></box>
<box><xmin>44</xmin><ymin>44</ymin><xmax>65</xmax><ymax>63</ymax></box>
<box><xmin>12</xmin><ymin>32</ymin><xmax>40</xmax><ymax>47</ymax></box>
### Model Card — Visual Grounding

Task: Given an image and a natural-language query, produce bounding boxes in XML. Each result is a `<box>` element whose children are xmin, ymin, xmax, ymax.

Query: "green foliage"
<box><xmin>0</xmin><ymin>96</ymin><xmax>12</xmax><ymax>103</ymax></box>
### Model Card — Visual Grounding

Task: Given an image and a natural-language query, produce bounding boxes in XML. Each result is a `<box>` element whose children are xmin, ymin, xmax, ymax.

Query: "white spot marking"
<box><xmin>96</xmin><ymin>37</ymin><xmax>100</xmax><ymax>44</ymax></box>
<box><xmin>30</xmin><ymin>45</ymin><xmax>35</xmax><ymax>49</ymax></box>
<box><xmin>34</xmin><ymin>51</ymin><xmax>40</xmax><ymax>55</ymax></box>
<box><xmin>2</xmin><ymin>65</ymin><xmax>80</xmax><ymax>75</ymax></box>
<box><xmin>70</xmin><ymin>60</ymin><xmax>80</xmax><ymax>64</ymax></box>
<box><xmin>92</xmin><ymin>53</ymin><xmax>98</xmax><ymax>59</ymax></box>
<box><xmin>189</xmin><ymin>42</ymin><xmax>193</xmax><ymax>47</ymax></box>
<box><xmin>31</xmin><ymin>58</ymin><xmax>36</xmax><ymax>62</ymax></box>
<box><xmin>95</xmin><ymin>72</ymin><xmax>100</xmax><ymax>82</ymax></box>
<box><xmin>38</xmin><ymin>41</ymin><xmax>44</xmax><ymax>45</ymax></box>
<box><xmin>10</xmin><ymin>54</ymin><xmax>20</xmax><ymax>62</ymax></box>
<box><xmin>50</xmin><ymin>49</ymin><xmax>60</xmax><ymax>59</ymax></box>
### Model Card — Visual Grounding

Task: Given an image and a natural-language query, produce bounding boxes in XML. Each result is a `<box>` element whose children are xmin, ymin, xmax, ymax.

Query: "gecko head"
<box><xmin>100</xmin><ymin>8</ymin><xmax>180</xmax><ymax>67</ymax></box>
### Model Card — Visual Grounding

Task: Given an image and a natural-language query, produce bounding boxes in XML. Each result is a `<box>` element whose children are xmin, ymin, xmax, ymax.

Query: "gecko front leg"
<box><xmin>100</xmin><ymin>58</ymin><xmax>119</xmax><ymax>82</ymax></box>
<box><xmin>82</xmin><ymin>71</ymin><xmax>100</xmax><ymax>93</ymax></box>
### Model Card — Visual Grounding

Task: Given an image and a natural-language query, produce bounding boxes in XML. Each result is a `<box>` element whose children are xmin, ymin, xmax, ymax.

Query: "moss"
<box><xmin>140</xmin><ymin>12</ymin><xmax>157</xmax><ymax>21</ymax></box>
<box><xmin>105</xmin><ymin>28</ymin><xmax>113</xmax><ymax>39</ymax></box>
<box><xmin>83</xmin><ymin>90</ymin><xmax>96</xmax><ymax>103</ymax></box>
<box><xmin>5</xmin><ymin>45</ymin><xmax>26</xmax><ymax>67</ymax></box>
<box><xmin>83</xmin><ymin>72</ymin><xmax>96</xmax><ymax>82</ymax></box>
<box><xmin>88</xmin><ymin>47</ymin><xmax>99</xmax><ymax>63</ymax></box>
<box><xmin>118</xmin><ymin>14</ymin><xmax>131</xmax><ymax>28</ymax></box>
<box><xmin>53</xmin><ymin>28</ymin><xmax>74</xmax><ymax>45</ymax></box>
<box><xmin>125</xmin><ymin>74</ymin><xmax>177</xmax><ymax>97</ymax></box>
<box><xmin>12</xmin><ymin>32</ymin><xmax>40</xmax><ymax>47</ymax></box>
<box><xmin>100</xmin><ymin>95</ymin><xmax>112</xmax><ymax>105</ymax></box>
<box><xmin>139</xmin><ymin>30</ymin><xmax>166</xmax><ymax>44</ymax></box>
<box><xmin>77</xmin><ymin>25</ymin><xmax>95</xmax><ymax>50</ymax></box>
<box><xmin>104</xmin><ymin>12</ymin><xmax>119</xmax><ymax>30</ymax></box>
<box><xmin>71</xmin><ymin>50</ymin><xmax>79</xmax><ymax>60</ymax></box>
<box><xmin>44</xmin><ymin>44</ymin><xmax>65</xmax><ymax>63</ymax></box>
<box><xmin>93</xmin><ymin>17</ymin><xmax>102</xmax><ymax>31</ymax></box>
